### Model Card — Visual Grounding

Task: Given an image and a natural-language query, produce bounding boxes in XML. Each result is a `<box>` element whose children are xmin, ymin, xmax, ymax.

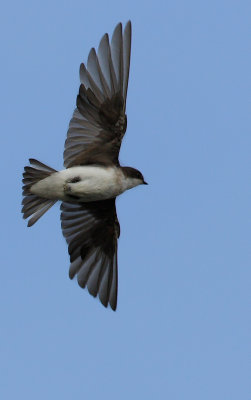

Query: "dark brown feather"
<box><xmin>63</xmin><ymin>21</ymin><xmax>131</xmax><ymax>168</ymax></box>
<box><xmin>60</xmin><ymin>199</ymin><xmax>120</xmax><ymax>310</ymax></box>
<box><xmin>22</xmin><ymin>159</ymin><xmax>57</xmax><ymax>226</ymax></box>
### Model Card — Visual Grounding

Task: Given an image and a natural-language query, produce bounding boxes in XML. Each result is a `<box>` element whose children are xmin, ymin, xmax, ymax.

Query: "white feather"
<box><xmin>30</xmin><ymin>166</ymin><xmax>141</xmax><ymax>202</ymax></box>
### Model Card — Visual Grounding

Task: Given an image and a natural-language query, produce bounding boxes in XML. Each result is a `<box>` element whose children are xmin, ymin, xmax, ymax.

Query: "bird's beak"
<box><xmin>143</xmin><ymin>180</ymin><xmax>148</xmax><ymax>185</ymax></box>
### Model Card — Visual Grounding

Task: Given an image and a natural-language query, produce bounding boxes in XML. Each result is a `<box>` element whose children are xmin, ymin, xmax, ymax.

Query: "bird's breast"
<box><xmin>65</xmin><ymin>166</ymin><xmax>125</xmax><ymax>201</ymax></box>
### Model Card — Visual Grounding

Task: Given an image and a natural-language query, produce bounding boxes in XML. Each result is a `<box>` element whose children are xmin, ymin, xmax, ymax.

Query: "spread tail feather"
<box><xmin>22</xmin><ymin>159</ymin><xmax>57</xmax><ymax>227</ymax></box>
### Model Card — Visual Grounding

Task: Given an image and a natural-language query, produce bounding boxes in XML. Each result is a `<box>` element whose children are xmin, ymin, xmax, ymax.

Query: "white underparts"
<box><xmin>30</xmin><ymin>166</ymin><xmax>142</xmax><ymax>202</ymax></box>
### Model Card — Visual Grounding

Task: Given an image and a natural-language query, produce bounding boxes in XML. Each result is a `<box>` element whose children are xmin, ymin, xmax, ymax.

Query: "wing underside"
<box><xmin>64</xmin><ymin>21</ymin><xmax>132</xmax><ymax>168</ymax></box>
<box><xmin>60</xmin><ymin>200</ymin><xmax>120</xmax><ymax>310</ymax></box>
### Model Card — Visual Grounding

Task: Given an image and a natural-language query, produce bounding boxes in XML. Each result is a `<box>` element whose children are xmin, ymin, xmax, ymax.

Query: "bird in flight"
<box><xmin>22</xmin><ymin>21</ymin><xmax>147</xmax><ymax>311</ymax></box>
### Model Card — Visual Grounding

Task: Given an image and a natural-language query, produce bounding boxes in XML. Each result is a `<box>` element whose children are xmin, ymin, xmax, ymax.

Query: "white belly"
<box><xmin>30</xmin><ymin>166</ymin><xmax>126</xmax><ymax>202</ymax></box>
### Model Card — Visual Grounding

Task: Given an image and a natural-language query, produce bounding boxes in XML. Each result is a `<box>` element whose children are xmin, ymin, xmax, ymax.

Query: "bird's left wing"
<box><xmin>64</xmin><ymin>21</ymin><xmax>132</xmax><ymax>168</ymax></box>
<box><xmin>60</xmin><ymin>198</ymin><xmax>120</xmax><ymax>310</ymax></box>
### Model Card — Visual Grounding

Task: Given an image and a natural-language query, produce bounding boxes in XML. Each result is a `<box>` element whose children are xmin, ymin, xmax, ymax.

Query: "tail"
<box><xmin>22</xmin><ymin>158</ymin><xmax>58</xmax><ymax>227</ymax></box>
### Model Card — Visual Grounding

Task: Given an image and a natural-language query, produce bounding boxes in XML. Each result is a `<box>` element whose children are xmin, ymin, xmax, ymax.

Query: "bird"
<box><xmin>22</xmin><ymin>21</ymin><xmax>147</xmax><ymax>311</ymax></box>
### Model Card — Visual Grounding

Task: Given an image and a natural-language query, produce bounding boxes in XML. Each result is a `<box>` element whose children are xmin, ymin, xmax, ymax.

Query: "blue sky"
<box><xmin>1</xmin><ymin>1</ymin><xmax>250</xmax><ymax>399</ymax></box>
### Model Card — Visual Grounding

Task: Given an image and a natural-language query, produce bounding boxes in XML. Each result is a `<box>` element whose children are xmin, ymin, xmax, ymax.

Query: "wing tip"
<box><xmin>109</xmin><ymin>300</ymin><xmax>117</xmax><ymax>311</ymax></box>
<box><xmin>125</xmin><ymin>20</ymin><xmax>132</xmax><ymax>30</ymax></box>
<box><xmin>27</xmin><ymin>219</ymin><xmax>33</xmax><ymax>227</ymax></box>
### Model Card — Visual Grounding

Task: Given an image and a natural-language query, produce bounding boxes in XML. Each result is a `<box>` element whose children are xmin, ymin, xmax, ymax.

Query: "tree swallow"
<box><xmin>22</xmin><ymin>21</ymin><xmax>147</xmax><ymax>311</ymax></box>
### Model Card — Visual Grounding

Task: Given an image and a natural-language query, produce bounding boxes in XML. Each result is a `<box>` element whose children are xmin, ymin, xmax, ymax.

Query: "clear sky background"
<box><xmin>1</xmin><ymin>1</ymin><xmax>250</xmax><ymax>399</ymax></box>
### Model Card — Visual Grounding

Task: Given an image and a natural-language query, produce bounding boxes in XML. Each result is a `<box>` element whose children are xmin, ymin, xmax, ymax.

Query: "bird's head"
<box><xmin>122</xmin><ymin>166</ymin><xmax>148</xmax><ymax>189</ymax></box>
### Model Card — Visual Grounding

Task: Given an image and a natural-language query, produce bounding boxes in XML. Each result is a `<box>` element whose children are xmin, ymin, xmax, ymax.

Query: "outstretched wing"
<box><xmin>60</xmin><ymin>199</ymin><xmax>120</xmax><ymax>310</ymax></box>
<box><xmin>64</xmin><ymin>21</ymin><xmax>132</xmax><ymax>168</ymax></box>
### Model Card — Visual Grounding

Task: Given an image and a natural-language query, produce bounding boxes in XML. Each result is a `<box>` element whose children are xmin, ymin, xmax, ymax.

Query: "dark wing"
<box><xmin>64</xmin><ymin>21</ymin><xmax>132</xmax><ymax>168</ymax></box>
<box><xmin>60</xmin><ymin>199</ymin><xmax>120</xmax><ymax>311</ymax></box>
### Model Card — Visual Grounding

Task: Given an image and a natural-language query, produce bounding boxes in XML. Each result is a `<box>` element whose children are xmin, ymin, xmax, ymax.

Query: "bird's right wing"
<box><xmin>64</xmin><ymin>21</ymin><xmax>132</xmax><ymax>168</ymax></box>
<box><xmin>60</xmin><ymin>199</ymin><xmax>120</xmax><ymax>310</ymax></box>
